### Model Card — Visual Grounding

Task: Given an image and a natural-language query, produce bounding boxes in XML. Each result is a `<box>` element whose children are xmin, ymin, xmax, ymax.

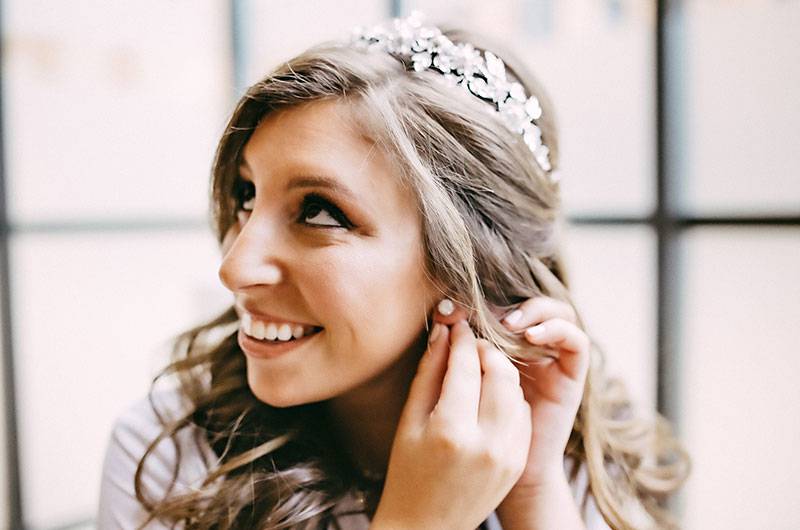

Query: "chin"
<box><xmin>248</xmin><ymin>379</ymin><xmax>305</xmax><ymax>408</ymax></box>
<box><xmin>246</xmin><ymin>370</ymin><xmax>330</xmax><ymax>408</ymax></box>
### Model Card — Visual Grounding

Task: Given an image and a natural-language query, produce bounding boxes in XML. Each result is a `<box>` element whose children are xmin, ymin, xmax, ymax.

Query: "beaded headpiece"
<box><xmin>351</xmin><ymin>11</ymin><xmax>559</xmax><ymax>184</ymax></box>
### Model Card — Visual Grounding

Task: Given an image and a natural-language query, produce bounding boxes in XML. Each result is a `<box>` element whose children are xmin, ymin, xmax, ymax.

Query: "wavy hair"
<box><xmin>134</xmin><ymin>25</ymin><xmax>690</xmax><ymax>530</ymax></box>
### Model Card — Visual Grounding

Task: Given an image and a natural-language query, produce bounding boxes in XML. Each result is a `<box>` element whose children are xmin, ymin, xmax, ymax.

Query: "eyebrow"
<box><xmin>238</xmin><ymin>157</ymin><xmax>358</xmax><ymax>201</ymax></box>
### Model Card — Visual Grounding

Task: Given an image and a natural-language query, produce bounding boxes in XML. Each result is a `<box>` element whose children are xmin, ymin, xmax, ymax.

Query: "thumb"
<box><xmin>398</xmin><ymin>323</ymin><xmax>451</xmax><ymax>429</ymax></box>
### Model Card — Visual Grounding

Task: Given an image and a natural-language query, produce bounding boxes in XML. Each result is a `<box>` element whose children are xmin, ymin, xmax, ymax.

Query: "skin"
<box><xmin>218</xmin><ymin>98</ymin><xmax>592</xmax><ymax>529</ymax></box>
<box><xmin>495</xmin><ymin>300</ymin><xmax>591</xmax><ymax>530</ymax></box>
<box><xmin>218</xmin><ymin>99</ymin><xmax>442</xmax><ymax>476</ymax></box>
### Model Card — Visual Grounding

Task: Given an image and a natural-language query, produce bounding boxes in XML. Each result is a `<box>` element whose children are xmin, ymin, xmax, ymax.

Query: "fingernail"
<box><xmin>526</xmin><ymin>324</ymin><xmax>546</xmax><ymax>338</ymax></box>
<box><xmin>504</xmin><ymin>310</ymin><xmax>522</xmax><ymax>326</ymax></box>
<box><xmin>437</xmin><ymin>298</ymin><xmax>455</xmax><ymax>316</ymax></box>
<box><xmin>429</xmin><ymin>323</ymin><xmax>442</xmax><ymax>343</ymax></box>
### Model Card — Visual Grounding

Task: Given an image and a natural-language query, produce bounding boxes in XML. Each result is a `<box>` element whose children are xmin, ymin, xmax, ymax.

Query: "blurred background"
<box><xmin>0</xmin><ymin>0</ymin><xmax>798</xmax><ymax>528</ymax></box>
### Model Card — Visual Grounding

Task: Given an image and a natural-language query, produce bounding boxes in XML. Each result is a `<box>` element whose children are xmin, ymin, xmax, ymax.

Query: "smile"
<box><xmin>240</xmin><ymin>312</ymin><xmax>322</xmax><ymax>342</ymax></box>
<box><xmin>238</xmin><ymin>327</ymin><xmax>323</xmax><ymax>359</ymax></box>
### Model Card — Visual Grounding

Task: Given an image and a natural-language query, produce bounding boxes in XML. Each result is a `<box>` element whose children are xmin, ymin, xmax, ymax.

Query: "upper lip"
<box><xmin>238</xmin><ymin>303</ymin><xmax>321</xmax><ymax>328</ymax></box>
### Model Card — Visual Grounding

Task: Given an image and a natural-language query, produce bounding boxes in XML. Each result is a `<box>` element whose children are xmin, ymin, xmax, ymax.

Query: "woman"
<box><xmin>98</xmin><ymin>12</ymin><xmax>689</xmax><ymax>530</ymax></box>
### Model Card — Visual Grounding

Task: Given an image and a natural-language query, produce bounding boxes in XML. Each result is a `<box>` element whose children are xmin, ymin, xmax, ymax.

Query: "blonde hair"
<box><xmin>135</xmin><ymin>27</ymin><xmax>690</xmax><ymax>530</ymax></box>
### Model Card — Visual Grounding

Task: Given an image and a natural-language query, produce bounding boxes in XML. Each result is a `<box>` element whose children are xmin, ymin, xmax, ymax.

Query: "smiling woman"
<box><xmin>219</xmin><ymin>101</ymin><xmax>438</xmax><ymax>411</ymax></box>
<box><xmin>97</xmin><ymin>12</ymin><xmax>689</xmax><ymax>530</ymax></box>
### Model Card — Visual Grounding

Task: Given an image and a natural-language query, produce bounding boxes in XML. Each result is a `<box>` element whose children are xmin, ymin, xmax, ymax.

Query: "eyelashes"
<box><xmin>234</xmin><ymin>179</ymin><xmax>255</xmax><ymax>211</ymax></box>
<box><xmin>233</xmin><ymin>179</ymin><xmax>353</xmax><ymax>229</ymax></box>
<box><xmin>298</xmin><ymin>193</ymin><xmax>354</xmax><ymax>228</ymax></box>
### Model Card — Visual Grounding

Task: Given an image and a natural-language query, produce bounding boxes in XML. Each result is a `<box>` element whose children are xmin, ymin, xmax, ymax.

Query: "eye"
<box><xmin>234</xmin><ymin>179</ymin><xmax>255</xmax><ymax>211</ymax></box>
<box><xmin>298</xmin><ymin>193</ymin><xmax>353</xmax><ymax>229</ymax></box>
<box><xmin>232</xmin><ymin>180</ymin><xmax>353</xmax><ymax>230</ymax></box>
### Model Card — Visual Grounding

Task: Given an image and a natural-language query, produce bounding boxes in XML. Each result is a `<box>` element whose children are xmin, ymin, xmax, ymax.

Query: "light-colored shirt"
<box><xmin>98</xmin><ymin>387</ymin><xmax>611</xmax><ymax>529</ymax></box>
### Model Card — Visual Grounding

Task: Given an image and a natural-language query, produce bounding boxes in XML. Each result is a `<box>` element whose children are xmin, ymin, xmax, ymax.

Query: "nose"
<box><xmin>218</xmin><ymin>219</ymin><xmax>284</xmax><ymax>293</ymax></box>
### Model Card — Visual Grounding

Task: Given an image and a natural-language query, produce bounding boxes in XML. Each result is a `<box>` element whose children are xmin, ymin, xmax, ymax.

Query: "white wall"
<box><xmin>677</xmin><ymin>228</ymin><xmax>800</xmax><ymax>529</ymax></box>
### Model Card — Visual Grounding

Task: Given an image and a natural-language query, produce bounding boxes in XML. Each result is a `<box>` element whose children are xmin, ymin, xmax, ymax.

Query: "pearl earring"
<box><xmin>437</xmin><ymin>298</ymin><xmax>455</xmax><ymax>316</ymax></box>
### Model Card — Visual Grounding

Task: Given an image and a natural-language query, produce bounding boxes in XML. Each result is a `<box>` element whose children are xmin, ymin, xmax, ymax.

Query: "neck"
<box><xmin>323</xmin><ymin>333</ymin><xmax>427</xmax><ymax>479</ymax></box>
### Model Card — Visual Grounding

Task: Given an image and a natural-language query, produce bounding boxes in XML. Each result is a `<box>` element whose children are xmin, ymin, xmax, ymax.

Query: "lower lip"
<box><xmin>238</xmin><ymin>327</ymin><xmax>322</xmax><ymax>359</ymax></box>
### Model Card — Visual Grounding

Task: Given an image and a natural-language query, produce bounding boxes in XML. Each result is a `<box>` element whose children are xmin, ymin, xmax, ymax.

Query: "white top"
<box><xmin>97</xmin><ymin>388</ymin><xmax>611</xmax><ymax>529</ymax></box>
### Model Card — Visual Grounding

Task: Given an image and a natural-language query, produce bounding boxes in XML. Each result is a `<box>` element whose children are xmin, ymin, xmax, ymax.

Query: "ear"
<box><xmin>430</xmin><ymin>301</ymin><xmax>510</xmax><ymax>326</ymax></box>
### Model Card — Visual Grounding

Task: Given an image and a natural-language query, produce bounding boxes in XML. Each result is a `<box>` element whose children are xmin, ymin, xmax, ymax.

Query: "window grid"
<box><xmin>0</xmin><ymin>1</ymin><xmax>22</xmax><ymax>526</ymax></box>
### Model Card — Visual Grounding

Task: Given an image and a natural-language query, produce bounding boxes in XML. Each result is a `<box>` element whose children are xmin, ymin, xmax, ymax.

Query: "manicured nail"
<box><xmin>437</xmin><ymin>298</ymin><xmax>455</xmax><ymax>316</ymax></box>
<box><xmin>526</xmin><ymin>324</ymin><xmax>546</xmax><ymax>338</ymax></box>
<box><xmin>504</xmin><ymin>310</ymin><xmax>522</xmax><ymax>326</ymax></box>
<box><xmin>429</xmin><ymin>323</ymin><xmax>442</xmax><ymax>343</ymax></box>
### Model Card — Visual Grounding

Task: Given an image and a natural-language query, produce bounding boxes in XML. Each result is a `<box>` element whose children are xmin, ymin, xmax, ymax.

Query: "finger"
<box><xmin>434</xmin><ymin>320</ymin><xmax>481</xmax><ymax>425</ymax></box>
<box><xmin>431</xmin><ymin>298</ymin><xmax>469</xmax><ymax>326</ymax></box>
<box><xmin>502</xmin><ymin>296</ymin><xmax>577</xmax><ymax>331</ymax></box>
<box><xmin>475</xmin><ymin>340</ymin><xmax>525</xmax><ymax>431</ymax></box>
<box><xmin>400</xmin><ymin>324</ymin><xmax>451</xmax><ymax>428</ymax></box>
<box><xmin>523</xmin><ymin>318</ymin><xmax>591</xmax><ymax>380</ymax></box>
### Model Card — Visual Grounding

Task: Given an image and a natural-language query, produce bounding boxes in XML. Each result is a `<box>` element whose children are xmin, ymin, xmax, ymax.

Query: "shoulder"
<box><xmin>97</xmin><ymin>386</ymin><xmax>216</xmax><ymax>529</ymax></box>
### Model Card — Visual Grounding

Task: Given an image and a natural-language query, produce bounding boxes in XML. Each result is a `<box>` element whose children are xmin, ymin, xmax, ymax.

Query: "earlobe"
<box><xmin>432</xmin><ymin>298</ymin><xmax>468</xmax><ymax>325</ymax></box>
<box><xmin>437</xmin><ymin>299</ymin><xmax>454</xmax><ymax>316</ymax></box>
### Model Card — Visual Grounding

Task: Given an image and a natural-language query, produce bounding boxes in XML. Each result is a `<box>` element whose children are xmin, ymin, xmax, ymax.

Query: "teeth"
<box><xmin>251</xmin><ymin>320</ymin><xmax>266</xmax><ymax>340</ymax></box>
<box><xmin>240</xmin><ymin>313</ymin><xmax>318</xmax><ymax>342</ymax></box>
<box><xmin>277</xmin><ymin>323</ymin><xmax>293</xmax><ymax>341</ymax></box>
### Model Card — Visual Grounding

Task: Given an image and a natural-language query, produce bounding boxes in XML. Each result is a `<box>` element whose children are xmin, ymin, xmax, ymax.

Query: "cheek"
<box><xmin>300</xmin><ymin>239</ymin><xmax>432</xmax><ymax>349</ymax></box>
<box><xmin>220</xmin><ymin>223</ymin><xmax>240</xmax><ymax>255</ymax></box>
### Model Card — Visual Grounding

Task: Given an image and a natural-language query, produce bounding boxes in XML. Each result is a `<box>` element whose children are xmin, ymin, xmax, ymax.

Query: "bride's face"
<box><xmin>218</xmin><ymin>99</ymin><xmax>438</xmax><ymax>407</ymax></box>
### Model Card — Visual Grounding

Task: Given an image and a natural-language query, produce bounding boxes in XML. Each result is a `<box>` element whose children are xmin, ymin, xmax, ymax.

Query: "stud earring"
<box><xmin>437</xmin><ymin>298</ymin><xmax>455</xmax><ymax>316</ymax></box>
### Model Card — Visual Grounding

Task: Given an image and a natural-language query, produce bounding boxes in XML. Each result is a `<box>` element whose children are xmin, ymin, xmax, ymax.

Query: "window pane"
<box><xmin>243</xmin><ymin>1</ymin><xmax>388</xmax><ymax>87</ymax></box>
<box><xmin>561</xmin><ymin>223</ymin><xmax>657</xmax><ymax>410</ymax></box>
<box><xmin>10</xmin><ymin>230</ymin><xmax>230</xmax><ymax>527</ymax></box>
<box><xmin>669</xmin><ymin>2</ymin><xmax>800</xmax><ymax>215</ymax></box>
<box><xmin>676</xmin><ymin>228</ymin><xmax>800</xmax><ymax>529</ymax></box>
<box><xmin>3</xmin><ymin>1</ymin><xmax>230</xmax><ymax>223</ymax></box>
<box><xmin>407</xmin><ymin>1</ymin><xmax>657</xmax><ymax>217</ymax></box>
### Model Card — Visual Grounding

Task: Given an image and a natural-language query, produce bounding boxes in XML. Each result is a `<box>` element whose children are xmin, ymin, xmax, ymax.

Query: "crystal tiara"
<box><xmin>350</xmin><ymin>11</ymin><xmax>559</xmax><ymax>184</ymax></box>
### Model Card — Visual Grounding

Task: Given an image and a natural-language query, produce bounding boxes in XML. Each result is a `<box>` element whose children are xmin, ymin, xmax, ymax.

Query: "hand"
<box><xmin>500</xmin><ymin>296</ymin><xmax>591</xmax><ymax>492</ymax></box>
<box><xmin>372</xmin><ymin>320</ymin><xmax>532</xmax><ymax>530</ymax></box>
